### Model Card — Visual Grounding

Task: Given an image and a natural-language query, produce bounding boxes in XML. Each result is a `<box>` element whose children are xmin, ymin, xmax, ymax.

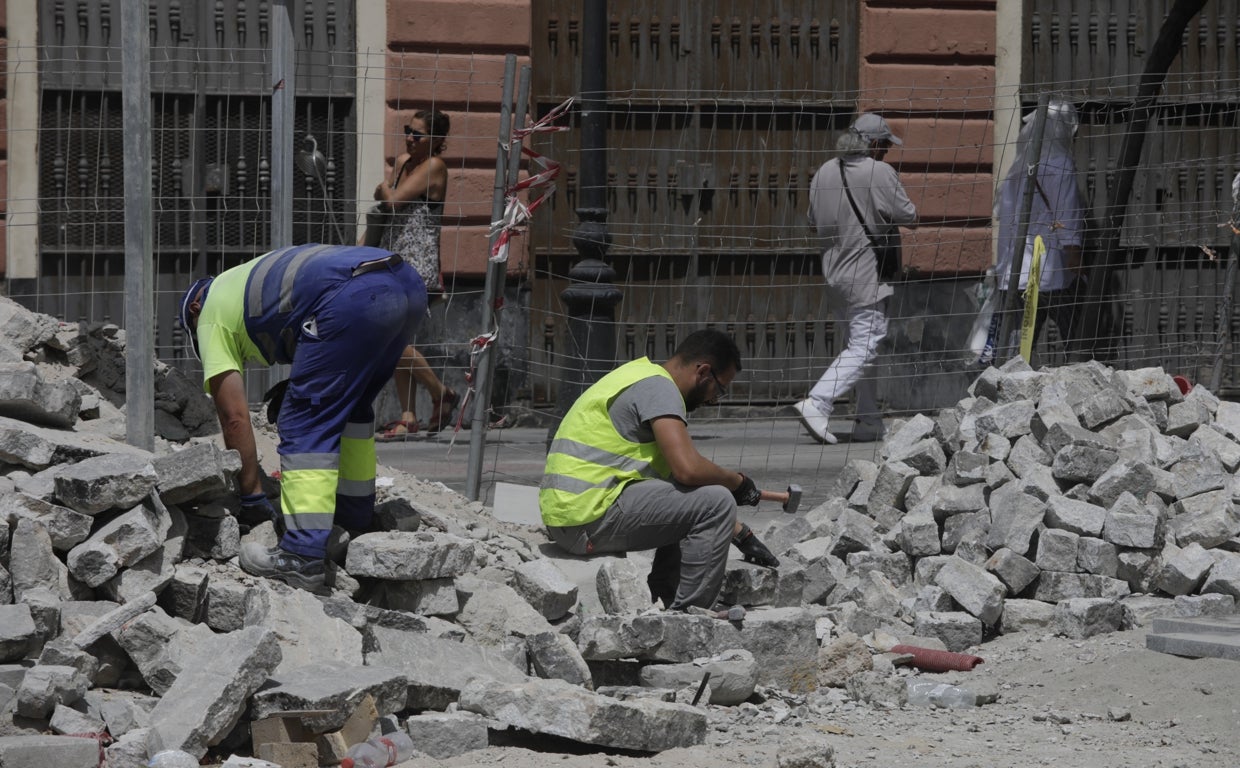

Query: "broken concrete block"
<box><xmin>1054</xmin><ymin>598</ymin><xmax>1133</xmax><ymax>639</ymax></box>
<box><xmin>526</xmin><ymin>631</ymin><xmax>592</xmax><ymax>689</ymax></box>
<box><xmin>1051</xmin><ymin>444</ymin><xmax>1118</xmax><ymax>485</ymax></box>
<box><xmin>243</xmin><ymin>580</ymin><xmax>363</xmax><ymax>677</ymax></box>
<box><xmin>985</xmin><ymin>485</ymin><xmax>1046</xmax><ymax>556</ymax></box>
<box><xmin>1156</xmin><ymin>543</ymin><xmax>1215</xmax><ymax>596</ymax></box>
<box><xmin>0</xmin><ymin>362</ymin><xmax>83</xmax><ymax>427</ymax></box>
<box><xmin>365</xmin><ymin>624</ymin><xmax>528</xmax><ymax>710</ymax></box>
<box><xmin>459</xmin><ymin>676</ymin><xmax>706</xmax><ymax>752</ymax></box>
<box><xmin>67</xmin><ymin>503</ymin><xmax>168</xmax><ymax>587</ymax></box>
<box><xmin>639</xmin><ymin>648</ymin><xmax>757</xmax><ymax>706</ymax></box>
<box><xmin>1044</xmin><ymin>497</ymin><xmax>1107</xmax><ymax>537</ymax></box>
<box><xmin>49</xmin><ymin>701</ymin><xmax>106</xmax><ymax>736</ymax></box>
<box><xmin>984</xmin><ymin>548</ymin><xmax>1040</xmax><ymax>594</ymax></box>
<box><xmin>9</xmin><ymin>518</ymin><xmax>73</xmax><ymax>602</ymax></box>
<box><xmin>0</xmin><ymin>604</ymin><xmax>38</xmax><ymax>662</ymax></box>
<box><xmin>1035</xmin><ymin>528</ymin><xmax>1081</xmax><ymax>573</ymax></box>
<box><xmin>1000</xmin><ymin>599</ymin><xmax>1056</xmax><ymax>633</ymax></box>
<box><xmin>404</xmin><ymin>711</ymin><xmax>491</xmax><ymax>759</ymax></box>
<box><xmin>376</xmin><ymin>578</ymin><xmax>461</xmax><ymax>617</ymax></box>
<box><xmin>454</xmin><ymin>575</ymin><xmax>554</xmax><ymax>644</ymax></box>
<box><xmin>16</xmin><ymin>664</ymin><xmax>90</xmax><ymax>719</ymax></box>
<box><xmin>0</xmin><ymin>734</ymin><xmax>102</xmax><ymax>768</ymax></box>
<box><xmin>934</xmin><ymin>557</ymin><xmax>1005</xmax><ymax>626</ymax></box>
<box><xmin>251</xmin><ymin>661</ymin><xmax>409</xmax><ymax>733</ymax></box>
<box><xmin>513</xmin><ymin>559</ymin><xmax>579</xmax><ymax>621</ymax></box>
<box><xmin>146</xmin><ymin>627</ymin><xmax>282</xmax><ymax>759</ymax></box>
<box><xmin>345</xmin><ymin>531</ymin><xmax>477</xmax><ymax>580</ymax></box>
<box><xmin>595</xmin><ymin>558</ymin><xmax>652</xmax><ymax>615</ymax></box>
<box><xmin>0</xmin><ymin>492</ymin><xmax>93</xmax><ymax>551</ymax></box>
<box><xmin>53</xmin><ymin>453</ymin><xmax>157</xmax><ymax>516</ymax></box>
<box><xmin>152</xmin><ymin>442</ymin><xmax>240</xmax><ymax>505</ymax></box>
<box><xmin>912</xmin><ymin>611</ymin><xmax>982</xmax><ymax>652</ymax></box>
<box><xmin>1077</xmin><ymin>537</ymin><xmax>1119</xmax><ymax>577</ymax></box>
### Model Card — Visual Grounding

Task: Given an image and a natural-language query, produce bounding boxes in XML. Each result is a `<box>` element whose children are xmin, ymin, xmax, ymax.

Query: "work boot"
<box><xmin>239</xmin><ymin>542</ymin><xmax>328</xmax><ymax>593</ymax></box>
<box><xmin>792</xmin><ymin>399</ymin><xmax>838</xmax><ymax>445</ymax></box>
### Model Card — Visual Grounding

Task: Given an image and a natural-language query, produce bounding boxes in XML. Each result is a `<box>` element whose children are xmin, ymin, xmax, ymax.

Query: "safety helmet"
<box><xmin>178</xmin><ymin>276</ymin><xmax>214</xmax><ymax>361</ymax></box>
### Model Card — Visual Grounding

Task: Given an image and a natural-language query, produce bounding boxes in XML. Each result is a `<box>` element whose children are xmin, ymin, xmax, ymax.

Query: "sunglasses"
<box><xmin>708</xmin><ymin>367</ymin><xmax>729</xmax><ymax>402</ymax></box>
<box><xmin>403</xmin><ymin>125</ymin><xmax>428</xmax><ymax>140</ymax></box>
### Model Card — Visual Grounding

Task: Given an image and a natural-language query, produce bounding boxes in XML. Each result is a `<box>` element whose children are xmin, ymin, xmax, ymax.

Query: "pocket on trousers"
<box><xmin>288</xmin><ymin>370</ymin><xmax>348</xmax><ymax>407</ymax></box>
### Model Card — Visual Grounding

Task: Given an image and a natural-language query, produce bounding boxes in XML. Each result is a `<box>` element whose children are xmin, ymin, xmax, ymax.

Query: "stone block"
<box><xmin>0</xmin><ymin>735</ymin><xmax>101</xmax><ymax>768</ymax></box>
<box><xmin>866</xmin><ymin>461</ymin><xmax>917</xmax><ymax>514</ymax></box>
<box><xmin>251</xmin><ymin>661</ymin><xmax>408</xmax><ymax>733</ymax></box>
<box><xmin>913</xmin><ymin>556</ymin><xmax>953</xmax><ymax>589</ymax></box>
<box><xmin>1103</xmin><ymin>507</ymin><xmax>1161</xmax><ymax>549</ymax></box>
<box><xmin>244</xmin><ymin>580</ymin><xmax>363</xmax><ymax>677</ymax></box>
<box><xmin>53</xmin><ymin>453</ymin><xmax>157</xmax><ymax>516</ymax></box>
<box><xmin>1170</xmin><ymin>494</ymin><xmax>1240</xmax><ymax>549</ymax></box>
<box><xmin>16</xmin><ymin>664</ymin><xmax>90</xmax><ymax>718</ymax></box>
<box><xmin>828</xmin><ymin>460</ymin><xmax>874</xmax><ymax>501</ymax></box>
<box><xmin>899</xmin><ymin>511</ymin><xmax>940</xmax><ymax>557</ymax></box>
<box><xmin>944</xmin><ymin>449</ymin><xmax>988</xmax><ymax>486</ymax></box>
<box><xmin>256</xmin><ymin>742</ymin><xmax>318</xmax><ymax>768</ymax></box>
<box><xmin>829</xmin><ymin>509</ymin><xmax>885</xmax><ymax>558</ymax></box>
<box><xmin>0</xmin><ymin>362</ymin><xmax>83</xmax><ymax>428</ymax></box>
<box><xmin>49</xmin><ymin>701</ymin><xmax>106</xmax><ymax>736</ymax></box>
<box><xmin>1034</xmin><ymin>571</ymin><xmax>1131</xmax><ymax>602</ymax></box>
<box><xmin>0</xmin><ymin>493</ymin><xmax>93</xmax><ymax>552</ymax></box>
<box><xmin>1156</xmin><ymin>543</ymin><xmax>1215</xmax><ymax>596</ymax></box>
<box><xmin>71</xmin><ymin>590</ymin><xmax>158</xmax><ymax>649</ymax></box>
<box><xmin>984</xmin><ymin>548</ymin><xmax>1040</xmax><ymax>594</ymax></box>
<box><xmin>376</xmin><ymin>577</ymin><xmax>460</xmax><ymax>616</ymax></box>
<box><xmin>459</xmin><ymin>676</ymin><xmax>706</xmax><ymax>752</ymax></box>
<box><xmin>67</xmin><ymin>503</ymin><xmax>168</xmax><ymax>587</ymax></box>
<box><xmin>1166</xmin><ymin>398</ymin><xmax>1212</xmax><ymax>437</ymax></box>
<box><xmin>1074</xmin><ymin>389</ymin><xmax>1131</xmax><ymax>430</ymax></box>
<box><xmin>345</xmin><ymin>531</ymin><xmax>477</xmax><ymax>580</ymax></box>
<box><xmin>1174</xmin><ymin>593</ymin><xmax>1236</xmax><ymax>617</ymax></box>
<box><xmin>596</xmin><ymin>558</ymin><xmax>654</xmax><ymax>615</ymax></box>
<box><xmin>1187</xmin><ymin>425</ymin><xmax>1240</xmax><ymax>472</ymax></box>
<box><xmin>887</xmin><ymin>438</ymin><xmax>946</xmax><ymax>476</ymax></box>
<box><xmin>0</xmin><ymin>603</ymin><xmax>37</xmax><ymax>662</ymax></box>
<box><xmin>1054</xmin><ymin>597</ymin><xmax>1134</xmax><ymax>638</ymax></box>
<box><xmin>115</xmin><ymin>607</ymin><xmax>216</xmax><ymax>696</ymax></box>
<box><xmin>1051</xmin><ymin>445</ymin><xmax>1118</xmax><ymax>485</ymax></box>
<box><xmin>941</xmin><ymin>512</ymin><xmax>989</xmax><ymax>555</ymax></box>
<box><xmin>913</xmin><ymin>585</ymin><xmax>955</xmax><ymax>612</ymax></box>
<box><xmin>639</xmin><ymin>648</ymin><xmax>756</xmax><ymax>705</ymax></box>
<box><xmin>527</xmin><ymin>631</ymin><xmax>593</xmax><ymax>689</ymax></box>
<box><xmin>934</xmin><ymin>557</ymin><xmax>1006</xmax><ymax>626</ymax></box>
<box><xmin>405</xmin><ymin>711</ymin><xmax>491</xmax><ymax>759</ymax></box>
<box><xmin>1089</xmin><ymin>460</ymin><xmax>1156</xmax><ymax>509</ymax></box>
<box><xmin>1044</xmin><ymin>497</ymin><xmax>1107</xmax><ymax>537</ymax></box>
<box><xmin>1121</xmin><ymin>367</ymin><xmax>1182</xmax><ymax>401</ymax></box>
<box><xmin>1201</xmin><ymin>551</ymin><xmax>1240</xmax><ymax>599</ymax></box>
<box><xmin>999</xmin><ymin>599</ymin><xmax>1056</xmax><ymax>633</ymax></box>
<box><xmin>912</xmin><ymin>611</ymin><xmax>983</xmax><ymax>652</ymax></box>
<box><xmin>365</xmin><ymin>625</ymin><xmax>528</xmax><ymax>710</ymax></box>
<box><xmin>152</xmin><ymin>442</ymin><xmax>240</xmax><ymax>505</ymax></box>
<box><xmin>1118</xmin><ymin>551</ymin><xmax>1158</xmax><ymax>593</ymax></box>
<box><xmin>929</xmin><ymin>484</ymin><xmax>987</xmax><ymax>521</ymax></box>
<box><xmin>845</xmin><ymin>550</ymin><xmax>912</xmax><ymax>587</ymax></box>
<box><xmin>83</xmin><ymin>690</ymin><xmax>155</xmax><ymax>738</ymax></box>
<box><xmin>38</xmin><ymin>641</ymin><xmax>99</xmax><ymax>683</ymax></box>
<box><xmin>1042</xmin><ymin>421</ymin><xmax>1115</xmax><ymax>458</ymax></box>
<box><xmin>975</xmin><ymin>399</ymin><xmax>1035</xmax><ymax>440</ymax></box>
<box><xmin>9</xmin><ymin>518</ymin><xmax>73</xmax><ymax>602</ymax></box>
<box><xmin>183</xmin><ymin>513</ymin><xmax>240</xmax><ymax>561</ymax></box>
<box><xmin>1077</xmin><ymin>537</ymin><xmax>1119</xmax><ymax>577</ymax></box>
<box><xmin>146</xmin><ymin>627</ymin><xmax>281</xmax><ymax>759</ymax></box>
<box><xmin>512</xmin><ymin>558</ymin><xmax>578</xmax><ymax>621</ymax></box>
<box><xmin>985</xmin><ymin>484</ymin><xmax>1046</xmax><ymax>556</ymax></box>
<box><xmin>454</xmin><ymin>575</ymin><xmax>554</xmax><ymax>643</ymax></box>
<box><xmin>720</xmin><ymin>562</ymin><xmax>781</xmax><ymax>606</ymax></box>
<box><xmin>1168</xmin><ymin>454</ymin><xmax>1230</xmax><ymax>499</ymax></box>
<box><xmin>883</xmin><ymin>414</ymin><xmax>938</xmax><ymax>460</ymax></box>
<box><xmin>1035</xmin><ymin>528</ymin><xmax>1081</xmax><ymax>572</ymax></box>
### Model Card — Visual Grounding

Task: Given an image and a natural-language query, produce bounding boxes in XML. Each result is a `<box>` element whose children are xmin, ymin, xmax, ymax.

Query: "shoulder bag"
<box><xmin>839</xmin><ymin>160</ymin><xmax>902</xmax><ymax>280</ymax></box>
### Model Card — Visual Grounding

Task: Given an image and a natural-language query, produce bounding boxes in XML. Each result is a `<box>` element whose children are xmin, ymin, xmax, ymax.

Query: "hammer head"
<box><xmin>784</xmin><ymin>484</ymin><xmax>802</xmax><ymax>514</ymax></box>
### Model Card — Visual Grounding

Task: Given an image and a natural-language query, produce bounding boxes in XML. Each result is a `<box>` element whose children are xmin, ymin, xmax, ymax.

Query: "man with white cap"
<box><xmin>794</xmin><ymin>113</ymin><xmax>918</xmax><ymax>444</ymax></box>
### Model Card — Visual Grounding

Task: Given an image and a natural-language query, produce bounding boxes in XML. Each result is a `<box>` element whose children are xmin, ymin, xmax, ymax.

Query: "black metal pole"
<box><xmin>548</xmin><ymin>0</ymin><xmax>622</xmax><ymax>442</ymax></box>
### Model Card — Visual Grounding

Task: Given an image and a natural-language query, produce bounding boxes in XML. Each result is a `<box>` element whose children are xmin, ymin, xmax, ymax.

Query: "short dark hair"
<box><xmin>414</xmin><ymin>109</ymin><xmax>451</xmax><ymax>156</ymax></box>
<box><xmin>673</xmin><ymin>329</ymin><xmax>742</xmax><ymax>374</ymax></box>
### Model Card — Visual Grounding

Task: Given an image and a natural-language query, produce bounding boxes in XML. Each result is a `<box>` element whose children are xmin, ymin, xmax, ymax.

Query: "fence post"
<box><xmin>270</xmin><ymin>0</ymin><xmax>295</xmax><ymax>249</ymax></box>
<box><xmin>121</xmin><ymin>0</ymin><xmax>154</xmax><ymax>451</ymax></box>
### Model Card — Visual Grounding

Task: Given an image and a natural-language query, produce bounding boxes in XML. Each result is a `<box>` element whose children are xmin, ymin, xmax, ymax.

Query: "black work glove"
<box><xmin>263</xmin><ymin>378</ymin><xmax>290</xmax><ymax>425</ymax></box>
<box><xmin>238</xmin><ymin>492</ymin><xmax>281</xmax><ymax>533</ymax></box>
<box><xmin>733</xmin><ymin>522</ymin><xmax>779</xmax><ymax>568</ymax></box>
<box><xmin>732</xmin><ymin>474</ymin><xmax>761</xmax><ymax>507</ymax></box>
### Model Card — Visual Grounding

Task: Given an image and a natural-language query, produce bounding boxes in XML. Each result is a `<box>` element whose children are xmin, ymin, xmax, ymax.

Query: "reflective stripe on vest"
<box><xmin>242</xmin><ymin>243</ymin><xmax>359</xmax><ymax>364</ymax></box>
<box><xmin>539</xmin><ymin>358</ymin><xmax>674</xmax><ymax>528</ymax></box>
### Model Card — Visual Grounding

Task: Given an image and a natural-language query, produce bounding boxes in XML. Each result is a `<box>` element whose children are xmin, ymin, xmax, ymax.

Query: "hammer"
<box><xmin>759</xmin><ymin>484</ymin><xmax>803</xmax><ymax>514</ymax></box>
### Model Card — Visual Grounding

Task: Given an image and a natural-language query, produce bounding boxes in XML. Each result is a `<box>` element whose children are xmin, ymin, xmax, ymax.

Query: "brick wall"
<box><xmin>859</xmin><ymin>1</ymin><xmax>997</xmax><ymax>276</ymax></box>
<box><xmin>385</xmin><ymin>0</ymin><xmax>531</xmax><ymax>281</ymax></box>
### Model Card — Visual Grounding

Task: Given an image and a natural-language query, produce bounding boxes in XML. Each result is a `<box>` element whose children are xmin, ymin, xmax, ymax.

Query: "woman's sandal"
<box><xmin>376</xmin><ymin>419</ymin><xmax>419</xmax><ymax>442</ymax></box>
<box><xmin>425</xmin><ymin>388</ymin><xmax>460</xmax><ymax>434</ymax></box>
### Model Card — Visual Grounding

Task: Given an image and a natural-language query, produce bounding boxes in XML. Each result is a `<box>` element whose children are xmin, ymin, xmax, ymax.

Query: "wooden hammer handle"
<box><xmin>759</xmin><ymin>489</ymin><xmax>789</xmax><ymax>504</ymax></box>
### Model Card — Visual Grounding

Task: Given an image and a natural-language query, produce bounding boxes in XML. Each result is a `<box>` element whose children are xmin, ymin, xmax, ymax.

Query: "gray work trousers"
<box><xmin>546</xmin><ymin>479</ymin><xmax>737</xmax><ymax>610</ymax></box>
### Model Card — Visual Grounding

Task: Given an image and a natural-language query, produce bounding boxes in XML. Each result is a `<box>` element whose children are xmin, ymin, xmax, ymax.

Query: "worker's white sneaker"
<box><xmin>850</xmin><ymin>418</ymin><xmax>886</xmax><ymax>443</ymax></box>
<box><xmin>792</xmin><ymin>399</ymin><xmax>838</xmax><ymax>445</ymax></box>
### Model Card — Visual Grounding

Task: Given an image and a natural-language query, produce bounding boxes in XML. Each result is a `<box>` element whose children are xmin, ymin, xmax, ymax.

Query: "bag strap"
<box><xmin>838</xmin><ymin>160</ymin><xmax>883</xmax><ymax>252</ymax></box>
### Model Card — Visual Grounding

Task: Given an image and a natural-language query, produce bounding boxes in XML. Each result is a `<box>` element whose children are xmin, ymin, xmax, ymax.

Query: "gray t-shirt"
<box><xmin>608</xmin><ymin>373</ymin><xmax>686</xmax><ymax>443</ymax></box>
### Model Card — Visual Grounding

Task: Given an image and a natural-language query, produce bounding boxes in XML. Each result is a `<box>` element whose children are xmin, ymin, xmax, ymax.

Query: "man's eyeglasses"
<box><xmin>708</xmin><ymin>368</ymin><xmax>729</xmax><ymax>402</ymax></box>
<box><xmin>404</xmin><ymin>125</ymin><xmax>428</xmax><ymax>140</ymax></box>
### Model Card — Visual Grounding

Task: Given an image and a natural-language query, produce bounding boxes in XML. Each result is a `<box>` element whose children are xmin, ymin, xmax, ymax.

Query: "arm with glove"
<box><xmin>730</xmin><ymin>474</ymin><xmax>780</xmax><ymax>568</ymax></box>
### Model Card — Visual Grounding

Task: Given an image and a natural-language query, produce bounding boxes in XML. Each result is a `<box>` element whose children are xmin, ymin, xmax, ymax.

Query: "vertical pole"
<box><xmin>996</xmin><ymin>94</ymin><xmax>1049</xmax><ymax>364</ymax></box>
<box><xmin>270</xmin><ymin>0</ymin><xmax>295</xmax><ymax>248</ymax></box>
<box><xmin>464</xmin><ymin>55</ymin><xmax>519</xmax><ymax>502</ymax></box>
<box><xmin>121</xmin><ymin>0</ymin><xmax>154</xmax><ymax>451</ymax></box>
<box><xmin>1209</xmin><ymin>191</ymin><xmax>1240</xmax><ymax>392</ymax></box>
<box><xmin>547</xmin><ymin>0</ymin><xmax>622</xmax><ymax>446</ymax></box>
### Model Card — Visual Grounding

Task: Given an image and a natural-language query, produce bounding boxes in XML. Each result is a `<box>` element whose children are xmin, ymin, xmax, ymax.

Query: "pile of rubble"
<box><xmin>0</xmin><ymin>288</ymin><xmax>1235</xmax><ymax>768</ymax></box>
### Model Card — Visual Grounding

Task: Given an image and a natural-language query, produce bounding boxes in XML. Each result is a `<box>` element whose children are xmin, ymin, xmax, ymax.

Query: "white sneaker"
<box><xmin>850</xmin><ymin>419</ymin><xmax>886</xmax><ymax>443</ymax></box>
<box><xmin>792</xmin><ymin>399</ymin><xmax>838</xmax><ymax>444</ymax></box>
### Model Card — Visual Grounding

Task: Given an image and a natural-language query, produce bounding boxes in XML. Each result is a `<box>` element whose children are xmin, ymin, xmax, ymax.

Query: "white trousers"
<box><xmin>808</xmin><ymin>301</ymin><xmax>887</xmax><ymax>422</ymax></box>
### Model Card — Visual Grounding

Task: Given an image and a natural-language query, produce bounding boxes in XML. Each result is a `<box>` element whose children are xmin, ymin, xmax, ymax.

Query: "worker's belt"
<box><xmin>352</xmin><ymin>253</ymin><xmax>401</xmax><ymax>277</ymax></box>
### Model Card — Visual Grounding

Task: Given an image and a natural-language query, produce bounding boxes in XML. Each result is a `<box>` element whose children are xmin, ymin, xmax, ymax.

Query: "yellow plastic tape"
<box><xmin>1019</xmin><ymin>235</ymin><xmax>1046</xmax><ymax>362</ymax></box>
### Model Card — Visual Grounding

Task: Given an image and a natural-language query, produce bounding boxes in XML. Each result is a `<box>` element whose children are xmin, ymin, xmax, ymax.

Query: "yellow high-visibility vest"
<box><xmin>540</xmin><ymin>358</ymin><xmax>675</xmax><ymax>527</ymax></box>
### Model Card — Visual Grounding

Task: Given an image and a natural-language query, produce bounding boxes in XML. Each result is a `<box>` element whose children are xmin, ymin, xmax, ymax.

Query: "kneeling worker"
<box><xmin>179</xmin><ymin>243</ymin><xmax>427</xmax><ymax>592</ymax></box>
<box><xmin>540</xmin><ymin>329</ymin><xmax>779</xmax><ymax>611</ymax></box>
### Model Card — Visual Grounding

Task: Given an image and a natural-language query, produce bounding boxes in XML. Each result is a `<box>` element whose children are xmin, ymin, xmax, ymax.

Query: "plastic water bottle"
<box><xmin>340</xmin><ymin>731</ymin><xmax>416</xmax><ymax>768</ymax></box>
<box><xmin>148</xmin><ymin>751</ymin><xmax>201</xmax><ymax>768</ymax></box>
<box><xmin>906</xmin><ymin>678</ymin><xmax>977</xmax><ymax>709</ymax></box>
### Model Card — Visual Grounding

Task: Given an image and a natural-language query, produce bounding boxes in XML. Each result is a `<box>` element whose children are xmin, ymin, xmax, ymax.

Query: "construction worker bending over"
<box><xmin>178</xmin><ymin>243</ymin><xmax>427</xmax><ymax>592</ymax></box>
<box><xmin>540</xmin><ymin>329</ymin><xmax>779</xmax><ymax>612</ymax></box>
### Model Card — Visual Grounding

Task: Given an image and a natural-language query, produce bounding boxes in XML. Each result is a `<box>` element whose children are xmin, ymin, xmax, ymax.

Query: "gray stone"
<box><xmin>103</xmin><ymin>729</ymin><xmax>155</xmax><ymax>768</ymax></box>
<box><xmin>1089</xmin><ymin>460</ymin><xmax>1156</xmax><ymax>509</ymax></box>
<box><xmin>1042</xmin><ymin>421</ymin><xmax>1115</xmax><ymax>458</ymax></box>
<box><xmin>459</xmin><ymin>676</ymin><xmax>706</xmax><ymax>752</ymax></box>
<box><xmin>776</xmin><ymin>734</ymin><xmax>836</xmax><ymax>768</ymax></box>
<box><xmin>151</xmin><ymin>442</ymin><xmax>241</xmax><ymax>505</ymax></box>
<box><xmin>887</xmin><ymin>438</ymin><xmax>947</xmax><ymax>476</ymax></box>
<box><xmin>913</xmin><ymin>585</ymin><xmax>955</xmax><ymax>612</ymax></box>
<box><xmin>366</xmin><ymin>624</ymin><xmax>529</xmax><ymax>710</ymax></box>
<box><xmin>815</xmin><ymin>632</ymin><xmax>873</xmax><ymax>689</ymax></box>
<box><xmin>1000</xmin><ymin>599</ymin><xmax>1056</xmax><ymax>633</ymax></box>
<box><xmin>639</xmin><ymin>648</ymin><xmax>757</xmax><ymax>705</ymax></box>
<box><xmin>944</xmin><ymin>449</ymin><xmax>989</xmax><ymax>486</ymax></box>
<box><xmin>596</xmin><ymin>558</ymin><xmax>655</xmax><ymax>615</ymax></box>
<box><xmin>905</xmin><ymin>476</ymin><xmax>942</xmax><ymax>511</ymax></box>
<box><xmin>1118</xmin><ymin>551</ymin><xmax>1158</xmax><ymax>593</ymax></box>
<box><xmin>1170</xmin><ymin>494</ymin><xmax>1240</xmax><ymax>549</ymax></box>
<box><xmin>1103</xmin><ymin>506</ymin><xmax>1161</xmax><ymax>549</ymax></box>
<box><xmin>146</xmin><ymin>627</ymin><xmax>281</xmax><ymax>759</ymax></box>
<box><xmin>1168</xmin><ymin>453</ymin><xmax>1230</xmax><ymax>500</ymax></box>
<box><xmin>845</xmin><ymin>550</ymin><xmax>912</xmax><ymax>587</ymax></box>
<box><xmin>577</xmin><ymin>608</ymin><xmax>818</xmax><ymax>691</ymax></box>
<box><xmin>0</xmin><ymin>604</ymin><xmax>38</xmax><ymax>662</ymax></box>
<box><xmin>1035</xmin><ymin>528</ymin><xmax>1081</xmax><ymax>572</ymax></box>
<box><xmin>0</xmin><ymin>362</ymin><xmax>82</xmax><ymax>427</ymax></box>
<box><xmin>997</xmin><ymin>369</ymin><xmax>1049</xmax><ymax>404</ymax></box>
<box><xmin>345</xmin><ymin>530</ymin><xmax>477</xmax><ymax>579</ymax></box>
<box><xmin>883</xmin><ymin>414</ymin><xmax>938</xmax><ymax>460</ymax></box>
<box><xmin>513</xmin><ymin>559</ymin><xmax>579</xmax><ymax>621</ymax></box>
<box><xmin>82</xmin><ymin>690</ymin><xmax>155</xmax><ymax>738</ymax></box>
<box><xmin>1054</xmin><ymin>598</ymin><xmax>1134</xmax><ymax>638</ymax></box>
<box><xmin>975</xmin><ymin>399</ymin><xmax>1036</xmax><ymax>440</ymax></box>
<box><xmin>1045</xmin><ymin>497</ymin><xmax>1107</xmax><ymax>537</ymax></box>
<box><xmin>720</xmin><ymin>562</ymin><xmax>781</xmax><ymax>606</ymax></box>
<box><xmin>1116</xmin><ymin>427</ymin><xmax>1160</xmax><ymax>465</ymax></box>
<box><xmin>913</xmin><ymin>556</ymin><xmax>953</xmax><ymax>589</ymax></box>
<box><xmin>1214</xmin><ymin>399</ymin><xmax>1240</xmax><ymax>440</ymax></box>
<box><xmin>1034</xmin><ymin>571</ymin><xmax>1131</xmax><ymax>602</ymax></box>
<box><xmin>0</xmin><ymin>734</ymin><xmax>101</xmax><ymax>768</ymax></box>
<box><xmin>251</xmin><ymin>660</ymin><xmax>408</xmax><ymax>732</ymax></box>
<box><xmin>115</xmin><ymin>607</ymin><xmax>217</xmax><ymax>696</ymax></box>
<box><xmin>99</xmin><ymin>508</ymin><xmax>186</xmax><ymax>606</ymax></box>
<box><xmin>71</xmin><ymin>590</ymin><xmax>158</xmax><ymax>649</ymax></box>
<box><xmin>0</xmin><ymin>413</ymin><xmax>150</xmax><ymax>472</ymax></box>
<box><xmin>0</xmin><ymin>493</ymin><xmax>93</xmax><ymax>551</ymax></box>
<box><xmin>985</xmin><ymin>485</ymin><xmax>1046</xmax><ymax>556</ymax></box>
<box><xmin>49</xmin><ymin>701</ymin><xmax>106</xmax><ymax>736</ymax></box>
<box><xmin>1121</xmin><ymin>367</ymin><xmax>1182</xmax><ymax>402</ymax></box>
<box><xmin>1156</xmin><ymin>543</ymin><xmax>1215</xmax><ymax>596</ymax></box>
<box><xmin>1174</xmin><ymin>593</ymin><xmax>1236</xmax><ymax>617</ymax></box>
<box><xmin>455</xmin><ymin>575</ymin><xmax>555</xmax><ymax>644</ymax></box>
<box><xmin>912</xmin><ymin>611</ymin><xmax>983</xmax><ymax>652</ymax></box>
<box><xmin>984</xmin><ymin>548</ymin><xmax>1040</xmax><ymax>594</ymax></box>
<box><xmin>182</xmin><ymin>513</ymin><xmax>240</xmax><ymax>561</ymax></box>
<box><xmin>67</xmin><ymin>502</ymin><xmax>169</xmax><ymax>587</ymax></box>
<box><xmin>828</xmin><ymin>459</ymin><xmax>876</xmax><ymax>501</ymax></box>
<box><xmin>404</xmin><ymin>711</ymin><xmax>491</xmax><ymax>759</ymax></box>
<box><xmin>377</xmin><ymin>578</ymin><xmax>461</xmax><ymax>617</ymax></box>
<box><xmin>1188</xmin><ymin>425</ymin><xmax>1240</xmax><ymax>472</ymax></box>
<box><xmin>53</xmin><ymin>453</ymin><xmax>158</xmax><ymax>516</ymax></box>
<box><xmin>1052</xmin><ymin>445</ymin><xmax>1118</xmax><ymax>485</ymax></box>
<box><xmin>942</xmin><ymin>512</ymin><xmax>990</xmax><ymax>555</ymax></box>
<box><xmin>38</xmin><ymin>642</ymin><xmax>99</xmax><ymax>683</ymax></box>
<box><xmin>1077</xmin><ymin>537</ymin><xmax>1119</xmax><ymax>577</ymax></box>
<box><xmin>1074</xmin><ymin>389</ymin><xmax>1131</xmax><ymax>430</ymax></box>
<box><xmin>243</xmin><ymin>580</ymin><xmax>363</xmax><ymax>676</ymax></box>
<box><xmin>16</xmin><ymin>664</ymin><xmax>90</xmax><ymax>718</ymax></box>
<box><xmin>929</xmin><ymin>484</ymin><xmax>987</xmax><ymax>521</ymax></box>
<box><xmin>1166</xmin><ymin>399</ymin><xmax>1212</xmax><ymax>437</ymax></box>
<box><xmin>868</xmin><ymin>460</ymin><xmax>917</xmax><ymax>513</ymax></box>
<box><xmin>934</xmin><ymin>557</ymin><xmax>1005</xmax><ymax>626</ymax></box>
<box><xmin>9</xmin><ymin>518</ymin><xmax>73</xmax><ymax>602</ymax></box>
<box><xmin>899</xmin><ymin>511</ymin><xmax>940</xmax><ymax>557</ymax></box>
<box><xmin>527</xmin><ymin>630</ymin><xmax>593</xmax><ymax>688</ymax></box>
<box><xmin>829</xmin><ymin>509</ymin><xmax>885</xmax><ymax>558</ymax></box>
<box><xmin>1201</xmin><ymin>551</ymin><xmax>1240</xmax><ymax>600</ymax></box>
